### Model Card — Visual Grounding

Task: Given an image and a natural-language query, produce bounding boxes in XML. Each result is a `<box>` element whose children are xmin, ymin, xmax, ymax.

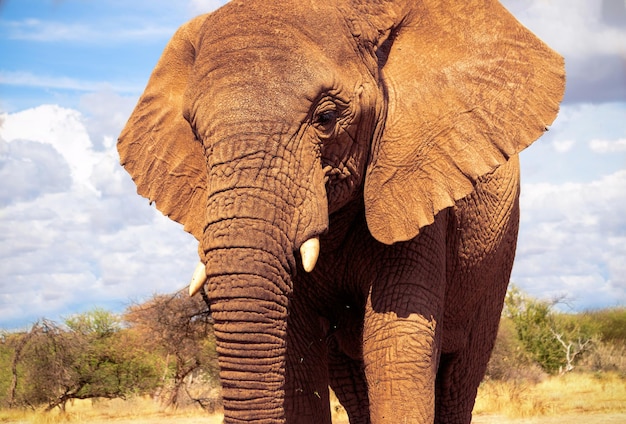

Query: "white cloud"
<box><xmin>0</xmin><ymin>71</ymin><xmax>144</xmax><ymax>94</ymax></box>
<box><xmin>79</xmin><ymin>90</ymin><xmax>138</xmax><ymax>150</ymax></box>
<box><xmin>589</xmin><ymin>138</ymin><xmax>626</xmax><ymax>153</ymax></box>
<box><xmin>501</xmin><ymin>0</ymin><xmax>626</xmax><ymax>103</ymax></box>
<box><xmin>1</xmin><ymin>105</ymin><xmax>101</xmax><ymax>191</ymax></box>
<box><xmin>552</xmin><ymin>139</ymin><xmax>575</xmax><ymax>153</ymax></box>
<box><xmin>520</xmin><ymin>102</ymin><xmax>626</xmax><ymax>184</ymax></box>
<box><xmin>513</xmin><ymin>170</ymin><xmax>626</xmax><ymax>310</ymax></box>
<box><xmin>0</xmin><ymin>104</ymin><xmax>198</xmax><ymax>328</ymax></box>
<box><xmin>0</xmin><ymin>138</ymin><xmax>72</xmax><ymax>206</ymax></box>
<box><xmin>2</xmin><ymin>18</ymin><xmax>176</xmax><ymax>43</ymax></box>
<box><xmin>502</xmin><ymin>0</ymin><xmax>626</xmax><ymax>59</ymax></box>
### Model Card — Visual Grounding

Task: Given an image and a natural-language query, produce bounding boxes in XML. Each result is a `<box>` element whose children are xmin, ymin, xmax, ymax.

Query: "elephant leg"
<box><xmin>362</xmin><ymin>216</ymin><xmax>448</xmax><ymax>424</ymax></box>
<box><xmin>284</xmin><ymin>294</ymin><xmax>333</xmax><ymax>424</ymax></box>
<box><xmin>436</xmin><ymin>157</ymin><xmax>521</xmax><ymax>423</ymax></box>
<box><xmin>327</xmin><ymin>338</ymin><xmax>371</xmax><ymax>424</ymax></box>
<box><xmin>435</xmin><ymin>250</ymin><xmax>517</xmax><ymax>422</ymax></box>
<box><xmin>435</xmin><ymin>297</ymin><xmax>506</xmax><ymax>424</ymax></box>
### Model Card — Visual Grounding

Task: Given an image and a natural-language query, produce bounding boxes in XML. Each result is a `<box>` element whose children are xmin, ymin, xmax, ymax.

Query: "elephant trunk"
<box><xmin>198</xmin><ymin>123</ymin><xmax>327</xmax><ymax>422</ymax></box>
<box><xmin>203</xmin><ymin>203</ymin><xmax>293</xmax><ymax>423</ymax></box>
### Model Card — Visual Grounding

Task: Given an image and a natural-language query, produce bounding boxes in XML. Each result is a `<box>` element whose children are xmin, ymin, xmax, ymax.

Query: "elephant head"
<box><xmin>118</xmin><ymin>0</ymin><xmax>564</xmax><ymax>421</ymax></box>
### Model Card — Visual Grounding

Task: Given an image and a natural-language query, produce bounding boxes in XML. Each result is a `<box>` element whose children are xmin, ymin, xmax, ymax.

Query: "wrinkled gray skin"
<box><xmin>118</xmin><ymin>0</ymin><xmax>564</xmax><ymax>422</ymax></box>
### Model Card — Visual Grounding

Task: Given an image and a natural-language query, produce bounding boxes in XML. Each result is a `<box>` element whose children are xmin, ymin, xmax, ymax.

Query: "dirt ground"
<box><xmin>81</xmin><ymin>413</ymin><xmax>626</xmax><ymax>423</ymax></box>
<box><xmin>5</xmin><ymin>413</ymin><xmax>626</xmax><ymax>423</ymax></box>
<box><xmin>330</xmin><ymin>412</ymin><xmax>626</xmax><ymax>424</ymax></box>
<box><xmin>4</xmin><ymin>418</ymin><xmax>222</xmax><ymax>424</ymax></box>
<box><xmin>471</xmin><ymin>413</ymin><xmax>626</xmax><ymax>423</ymax></box>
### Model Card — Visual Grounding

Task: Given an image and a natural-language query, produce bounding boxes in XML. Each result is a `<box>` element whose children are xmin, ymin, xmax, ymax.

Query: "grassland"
<box><xmin>473</xmin><ymin>371</ymin><xmax>626</xmax><ymax>418</ymax></box>
<box><xmin>1</xmin><ymin>372</ymin><xmax>624</xmax><ymax>424</ymax></box>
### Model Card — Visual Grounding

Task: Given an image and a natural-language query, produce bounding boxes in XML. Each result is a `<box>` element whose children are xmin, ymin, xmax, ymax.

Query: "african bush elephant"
<box><xmin>118</xmin><ymin>0</ymin><xmax>564</xmax><ymax>422</ymax></box>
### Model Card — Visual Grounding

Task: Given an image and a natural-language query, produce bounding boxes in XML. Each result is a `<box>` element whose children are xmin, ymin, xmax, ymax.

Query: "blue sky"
<box><xmin>1</xmin><ymin>0</ymin><xmax>625</xmax><ymax>329</ymax></box>
<box><xmin>0</xmin><ymin>0</ymin><xmax>205</xmax><ymax>112</ymax></box>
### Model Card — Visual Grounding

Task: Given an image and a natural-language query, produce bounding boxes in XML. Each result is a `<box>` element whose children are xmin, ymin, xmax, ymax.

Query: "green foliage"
<box><xmin>0</xmin><ymin>333</ymin><xmax>15</xmax><ymax>408</ymax></box>
<box><xmin>487</xmin><ymin>289</ymin><xmax>626</xmax><ymax>381</ymax></box>
<box><xmin>566</xmin><ymin>308</ymin><xmax>626</xmax><ymax>374</ymax></box>
<box><xmin>20</xmin><ymin>321</ymin><xmax>79</xmax><ymax>408</ymax></box>
<box><xmin>0</xmin><ymin>314</ymin><xmax>164</xmax><ymax>411</ymax></box>
<box><xmin>60</xmin><ymin>327</ymin><xmax>162</xmax><ymax>407</ymax></box>
<box><xmin>504</xmin><ymin>287</ymin><xmax>564</xmax><ymax>373</ymax></box>
<box><xmin>486</xmin><ymin>317</ymin><xmax>529</xmax><ymax>379</ymax></box>
<box><xmin>124</xmin><ymin>291</ymin><xmax>217</xmax><ymax>408</ymax></box>
<box><xmin>64</xmin><ymin>308</ymin><xmax>121</xmax><ymax>337</ymax></box>
<box><xmin>503</xmin><ymin>286</ymin><xmax>595</xmax><ymax>374</ymax></box>
<box><xmin>581</xmin><ymin>308</ymin><xmax>626</xmax><ymax>343</ymax></box>
<box><xmin>0</xmin><ymin>294</ymin><xmax>217</xmax><ymax>412</ymax></box>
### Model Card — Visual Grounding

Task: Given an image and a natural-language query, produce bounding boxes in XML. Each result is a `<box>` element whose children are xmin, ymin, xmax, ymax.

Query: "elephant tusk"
<box><xmin>189</xmin><ymin>262</ymin><xmax>207</xmax><ymax>296</ymax></box>
<box><xmin>300</xmin><ymin>237</ymin><xmax>320</xmax><ymax>273</ymax></box>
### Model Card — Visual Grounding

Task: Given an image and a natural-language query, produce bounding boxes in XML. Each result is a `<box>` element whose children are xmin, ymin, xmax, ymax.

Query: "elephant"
<box><xmin>117</xmin><ymin>0</ymin><xmax>564</xmax><ymax>422</ymax></box>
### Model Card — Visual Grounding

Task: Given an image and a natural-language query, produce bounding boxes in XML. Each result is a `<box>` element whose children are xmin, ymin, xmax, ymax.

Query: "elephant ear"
<box><xmin>118</xmin><ymin>15</ymin><xmax>209</xmax><ymax>241</ymax></box>
<box><xmin>364</xmin><ymin>0</ymin><xmax>565</xmax><ymax>245</ymax></box>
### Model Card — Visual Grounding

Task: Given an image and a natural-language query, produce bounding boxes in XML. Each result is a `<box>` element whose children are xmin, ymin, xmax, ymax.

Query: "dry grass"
<box><xmin>473</xmin><ymin>371</ymin><xmax>626</xmax><ymax>419</ymax></box>
<box><xmin>0</xmin><ymin>394</ymin><xmax>350</xmax><ymax>424</ymax></box>
<box><xmin>0</xmin><ymin>396</ymin><xmax>219</xmax><ymax>424</ymax></box>
<box><xmin>2</xmin><ymin>373</ymin><xmax>624</xmax><ymax>423</ymax></box>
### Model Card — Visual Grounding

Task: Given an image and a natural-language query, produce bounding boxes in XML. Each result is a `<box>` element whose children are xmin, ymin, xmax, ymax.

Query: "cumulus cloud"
<box><xmin>1</xmin><ymin>105</ymin><xmax>100</xmax><ymax>191</ymax></box>
<box><xmin>589</xmin><ymin>138</ymin><xmax>626</xmax><ymax>153</ymax></box>
<box><xmin>79</xmin><ymin>90</ymin><xmax>138</xmax><ymax>150</ymax></box>
<box><xmin>0</xmin><ymin>103</ymin><xmax>197</xmax><ymax>329</ymax></box>
<box><xmin>552</xmin><ymin>139</ymin><xmax>575</xmax><ymax>153</ymax></box>
<box><xmin>0</xmin><ymin>138</ymin><xmax>72</xmax><ymax>206</ymax></box>
<box><xmin>513</xmin><ymin>170</ymin><xmax>626</xmax><ymax>310</ymax></box>
<box><xmin>502</xmin><ymin>0</ymin><xmax>626</xmax><ymax>58</ymax></box>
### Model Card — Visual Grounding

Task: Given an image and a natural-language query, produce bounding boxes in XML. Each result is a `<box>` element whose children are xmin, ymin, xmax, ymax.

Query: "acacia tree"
<box><xmin>5</xmin><ymin>311</ymin><xmax>162</xmax><ymax>411</ymax></box>
<box><xmin>50</xmin><ymin>309</ymin><xmax>162</xmax><ymax>410</ymax></box>
<box><xmin>64</xmin><ymin>307</ymin><xmax>121</xmax><ymax>337</ymax></box>
<box><xmin>124</xmin><ymin>290</ymin><xmax>218</xmax><ymax>409</ymax></box>
<box><xmin>5</xmin><ymin>320</ymin><xmax>80</xmax><ymax>410</ymax></box>
<box><xmin>2</xmin><ymin>323</ymin><xmax>66</xmax><ymax>409</ymax></box>
<box><xmin>3</xmin><ymin>328</ymin><xmax>29</xmax><ymax>407</ymax></box>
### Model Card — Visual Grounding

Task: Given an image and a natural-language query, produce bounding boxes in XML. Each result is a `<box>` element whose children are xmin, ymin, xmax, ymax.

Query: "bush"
<box><xmin>583</xmin><ymin>308</ymin><xmax>626</xmax><ymax>343</ymax></box>
<box><xmin>502</xmin><ymin>286</ymin><xmax>596</xmax><ymax>374</ymax></box>
<box><xmin>578</xmin><ymin>340</ymin><xmax>626</xmax><ymax>374</ymax></box>
<box><xmin>0</xmin><ymin>314</ymin><xmax>164</xmax><ymax>411</ymax></box>
<box><xmin>123</xmin><ymin>291</ymin><xmax>218</xmax><ymax>409</ymax></box>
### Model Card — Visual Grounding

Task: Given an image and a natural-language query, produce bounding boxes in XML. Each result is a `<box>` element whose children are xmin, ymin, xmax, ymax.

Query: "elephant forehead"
<box><xmin>195</xmin><ymin>0</ymin><xmax>363</xmax><ymax>80</ymax></box>
<box><xmin>182</xmin><ymin>0</ymin><xmax>380</xmax><ymax>137</ymax></box>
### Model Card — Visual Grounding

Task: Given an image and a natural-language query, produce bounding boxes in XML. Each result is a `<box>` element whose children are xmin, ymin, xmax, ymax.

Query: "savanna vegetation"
<box><xmin>1</xmin><ymin>286</ymin><xmax>625</xmax><ymax>422</ymax></box>
<box><xmin>474</xmin><ymin>286</ymin><xmax>626</xmax><ymax>420</ymax></box>
<box><xmin>0</xmin><ymin>291</ymin><xmax>220</xmax><ymax>415</ymax></box>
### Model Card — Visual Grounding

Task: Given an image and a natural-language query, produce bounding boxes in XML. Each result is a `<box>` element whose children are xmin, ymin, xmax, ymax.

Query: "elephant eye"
<box><xmin>315</xmin><ymin>110</ymin><xmax>337</xmax><ymax>129</ymax></box>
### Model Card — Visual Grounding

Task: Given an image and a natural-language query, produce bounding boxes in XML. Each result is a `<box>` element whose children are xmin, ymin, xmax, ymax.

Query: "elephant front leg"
<box><xmin>363</xmin><ymin>307</ymin><xmax>442</xmax><ymax>423</ymax></box>
<box><xmin>362</xmin><ymin>221</ymin><xmax>447</xmax><ymax>424</ymax></box>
